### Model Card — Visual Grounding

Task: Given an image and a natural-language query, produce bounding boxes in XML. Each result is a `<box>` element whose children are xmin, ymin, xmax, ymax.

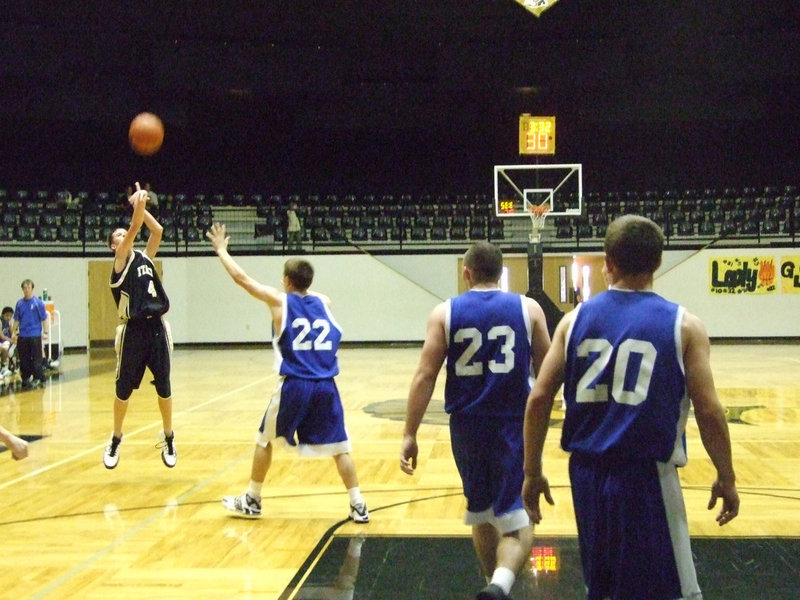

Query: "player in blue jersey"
<box><xmin>207</xmin><ymin>222</ymin><xmax>369</xmax><ymax>523</ymax></box>
<box><xmin>104</xmin><ymin>183</ymin><xmax>176</xmax><ymax>470</ymax></box>
<box><xmin>401</xmin><ymin>241</ymin><xmax>551</xmax><ymax>600</ymax></box>
<box><xmin>522</xmin><ymin>215</ymin><xmax>739</xmax><ymax>600</ymax></box>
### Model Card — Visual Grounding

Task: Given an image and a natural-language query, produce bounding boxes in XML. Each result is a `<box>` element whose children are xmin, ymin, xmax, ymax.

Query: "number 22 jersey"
<box><xmin>273</xmin><ymin>292</ymin><xmax>342</xmax><ymax>379</ymax></box>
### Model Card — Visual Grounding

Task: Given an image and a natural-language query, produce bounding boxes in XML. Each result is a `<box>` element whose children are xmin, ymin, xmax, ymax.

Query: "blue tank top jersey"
<box><xmin>273</xmin><ymin>292</ymin><xmax>342</xmax><ymax>379</ymax></box>
<box><xmin>444</xmin><ymin>289</ymin><xmax>533</xmax><ymax>418</ymax></box>
<box><xmin>561</xmin><ymin>289</ymin><xmax>690</xmax><ymax>465</ymax></box>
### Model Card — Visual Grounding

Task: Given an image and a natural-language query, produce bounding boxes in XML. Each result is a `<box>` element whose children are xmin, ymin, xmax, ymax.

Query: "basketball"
<box><xmin>128</xmin><ymin>112</ymin><xmax>164</xmax><ymax>156</ymax></box>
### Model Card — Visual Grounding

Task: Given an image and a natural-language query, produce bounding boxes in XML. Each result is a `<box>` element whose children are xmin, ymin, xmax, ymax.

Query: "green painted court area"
<box><xmin>283</xmin><ymin>535</ymin><xmax>800</xmax><ymax>599</ymax></box>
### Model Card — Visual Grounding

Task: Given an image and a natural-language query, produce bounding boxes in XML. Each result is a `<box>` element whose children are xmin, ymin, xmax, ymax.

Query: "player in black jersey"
<box><xmin>103</xmin><ymin>183</ymin><xmax>176</xmax><ymax>470</ymax></box>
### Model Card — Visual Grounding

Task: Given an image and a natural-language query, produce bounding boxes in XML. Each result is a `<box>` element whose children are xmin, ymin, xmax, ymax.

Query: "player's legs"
<box><xmin>113</xmin><ymin>396</ymin><xmax>129</xmax><ymax>438</ymax></box>
<box><xmin>157</xmin><ymin>396</ymin><xmax>172</xmax><ymax>435</ymax></box>
<box><xmin>333</xmin><ymin>452</ymin><xmax>359</xmax><ymax>489</ymax></box>
<box><xmin>452</xmin><ymin>414</ymin><xmax>531</xmax><ymax>598</ymax></box>
<box><xmin>149</xmin><ymin>318</ymin><xmax>172</xmax><ymax>401</ymax></box>
<box><xmin>472</xmin><ymin>522</ymin><xmax>500</xmax><ymax>575</ymax></box>
<box><xmin>222</xmin><ymin>441</ymin><xmax>272</xmax><ymax>518</ymax></box>
<box><xmin>250</xmin><ymin>441</ymin><xmax>273</xmax><ymax>483</ymax></box>
<box><xmin>334</xmin><ymin>451</ymin><xmax>368</xmax><ymax>523</ymax></box>
<box><xmin>17</xmin><ymin>337</ymin><xmax>34</xmax><ymax>382</ymax></box>
<box><xmin>495</xmin><ymin>524</ymin><xmax>533</xmax><ymax>578</ymax></box>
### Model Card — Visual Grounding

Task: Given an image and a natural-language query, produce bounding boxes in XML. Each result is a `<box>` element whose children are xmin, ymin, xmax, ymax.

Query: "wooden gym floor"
<box><xmin>0</xmin><ymin>342</ymin><xmax>798</xmax><ymax>599</ymax></box>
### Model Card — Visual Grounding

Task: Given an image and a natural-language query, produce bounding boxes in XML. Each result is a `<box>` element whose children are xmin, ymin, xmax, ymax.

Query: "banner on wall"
<box><xmin>709</xmin><ymin>256</ymin><xmax>777</xmax><ymax>294</ymax></box>
<box><xmin>780</xmin><ymin>255</ymin><xmax>800</xmax><ymax>294</ymax></box>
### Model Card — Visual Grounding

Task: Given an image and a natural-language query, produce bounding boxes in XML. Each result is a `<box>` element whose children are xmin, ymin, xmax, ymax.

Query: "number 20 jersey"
<box><xmin>273</xmin><ymin>292</ymin><xmax>342</xmax><ymax>379</ymax></box>
<box><xmin>444</xmin><ymin>289</ymin><xmax>533</xmax><ymax>418</ymax></box>
<box><xmin>562</xmin><ymin>289</ymin><xmax>690</xmax><ymax>465</ymax></box>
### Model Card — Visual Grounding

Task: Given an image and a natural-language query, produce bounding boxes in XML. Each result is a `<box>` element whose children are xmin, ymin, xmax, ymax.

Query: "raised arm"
<box><xmin>142</xmin><ymin>209</ymin><xmax>164</xmax><ymax>259</ymax></box>
<box><xmin>114</xmin><ymin>184</ymin><xmax>148</xmax><ymax>272</ymax></box>
<box><xmin>206</xmin><ymin>223</ymin><xmax>284</xmax><ymax>308</ymax></box>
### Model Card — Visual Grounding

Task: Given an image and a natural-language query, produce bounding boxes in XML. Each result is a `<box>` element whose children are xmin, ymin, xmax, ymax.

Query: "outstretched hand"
<box><xmin>206</xmin><ymin>222</ymin><xmax>230</xmax><ymax>252</ymax></box>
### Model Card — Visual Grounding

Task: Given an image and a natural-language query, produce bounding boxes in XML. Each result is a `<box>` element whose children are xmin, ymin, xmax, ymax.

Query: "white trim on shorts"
<box><xmin>658</xmin><ymin>461</ymin><xmax>703</xmax><ymax>599</ymax></box>
<box><xmin>464</xmin><ymin>507</ymin><xmax>530</xmax><ymax>534</ymax></box>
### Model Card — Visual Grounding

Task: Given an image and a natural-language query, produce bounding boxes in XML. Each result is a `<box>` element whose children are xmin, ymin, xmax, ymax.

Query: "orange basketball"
<box><xmin>128</xmin><ymin>112</ymin><xmax>164</xmax><ymax>156</ymax></box>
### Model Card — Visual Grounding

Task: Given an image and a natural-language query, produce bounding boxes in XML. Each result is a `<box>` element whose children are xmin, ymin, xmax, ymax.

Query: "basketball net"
<box><xmin>528</xmin><ymin>204</ymin><xmax>551</xmax><ymax>244</ymax></box>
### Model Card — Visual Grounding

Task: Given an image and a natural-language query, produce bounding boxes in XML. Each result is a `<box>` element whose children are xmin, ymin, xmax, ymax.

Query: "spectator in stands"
<box><xmin>0</xmin><ymin>306</ymin><xmax>15</xmax><ymax>378</ymax></box>
<box><xmin>145</xmin><ymin>182</ymin><xmax>159</xmax><ymax>209</ymax></box>
<box><xmin>12</xmin><ymin>280</ymin><xmax>48</xmax><ymax>389</ymax></box>
<box><xmin>287</xmin><ymin>201</ymin><xmax>303</xmax><ymax>251</ymax></box>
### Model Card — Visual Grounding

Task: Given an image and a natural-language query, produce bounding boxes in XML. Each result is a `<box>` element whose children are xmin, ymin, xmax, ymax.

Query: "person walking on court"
<box><xmin>400</xmin><ymin>241</ymin><xmax>551</xmax><ymax>600</ymax></box>
<box><xmin>103</xmin><ymin>182</ymin><xmax>176</xmax><ymax>470</ymax></box>
<box><xmin>522</xmin><ymin>214</ymin><xmax>739</xmax><ymax>600</ymax></box>
<box><xmin>206</xmin><ymin>222</ymin><xmax>369</xmax><ymax>523</ymax></box>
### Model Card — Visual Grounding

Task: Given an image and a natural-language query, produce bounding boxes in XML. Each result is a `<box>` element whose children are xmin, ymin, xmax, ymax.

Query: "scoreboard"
<box><xmin>519</xmin><ymin>114</ymin><xmax>555</xmax><ymax>155</ymax></box>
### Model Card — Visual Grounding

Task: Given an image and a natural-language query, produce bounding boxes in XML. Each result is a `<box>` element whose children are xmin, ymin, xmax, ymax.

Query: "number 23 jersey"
<box><xmin>445</xmin><ymin>289</ymin><xmax>533</xmax><ymax>418</ymax></box>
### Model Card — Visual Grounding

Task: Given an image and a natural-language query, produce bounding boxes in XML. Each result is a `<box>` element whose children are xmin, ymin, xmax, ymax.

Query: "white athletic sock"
<box><xmin>490</xmin><ymin>567</ymin><xmax>515</xmax><ymax>595</ymax></box>
<box><xmin>247</xmin><ymin>480</ymin><xmax>263</xmax><ymax>500</ymax></box>
<box><xmin>347</xmin><ymin>486</ymin><xmax>363</xmax><ymax>505</ymax></box>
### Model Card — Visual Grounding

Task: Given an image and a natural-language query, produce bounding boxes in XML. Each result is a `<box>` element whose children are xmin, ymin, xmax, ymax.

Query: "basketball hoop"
<box><xmin>528</xmin><ymin>204</ymin><xmax>551</xmax><ymax>244</ymax></box>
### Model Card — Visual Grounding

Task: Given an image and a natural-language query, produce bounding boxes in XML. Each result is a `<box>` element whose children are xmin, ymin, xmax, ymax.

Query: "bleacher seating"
<box><xmin>0</xmin><ymin>184</ymin><xmax>796</xmax><ymax>253</ymax></box>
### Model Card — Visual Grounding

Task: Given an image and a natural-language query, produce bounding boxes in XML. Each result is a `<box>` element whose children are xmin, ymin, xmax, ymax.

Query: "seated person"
<box><xmin>0</xmin><ymin>306</ymin><xmax>15</xmax><ymax>378</ymax></box>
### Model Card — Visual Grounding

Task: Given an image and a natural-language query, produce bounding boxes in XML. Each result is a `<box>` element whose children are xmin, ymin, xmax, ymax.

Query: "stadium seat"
<box><xmin>351</xmin><ymin>227</ymin><xmax>369</xmax><ymax>242</ymax></box>
<box><xmin>430</xmin><ymin>226</ymin><xmax>448</xmax><ymax>241</ymax></box>
<box><xmin>410</xmin><ymin>226</ymin><xmax>427</xmax><ymax>241</ymax></box>
<box><xmin>698</xmin><ymin>220</ymin><xmax>716</xmax><ymax>236</ymax></box>
<box><xmin>761</xmin><ymin>218</ymin><xmax>779</xmax><ymax>235</ymax></box>
<box><xmin>556</xmin><ymin>223</ymin><xmax>573</xmax><ymax>239</ymax></box>
<box><xmin>469</xmin><ymin>225</ymin><xmax>486</xmax><ymax>240</ymax></box>
<box><xmin>450</xmin><ymin>226</ymin><xmax>467</xmax><ymax>240</ymax></box>
<box><xmin>488</xmin><ymin>224</ymin><xmax>504</xmax><ymax>240</ymax></box>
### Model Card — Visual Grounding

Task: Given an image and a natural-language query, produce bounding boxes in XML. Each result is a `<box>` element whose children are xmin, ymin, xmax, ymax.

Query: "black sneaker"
<box><xmin>476</xmin><ymin>583</ymin><xmax>510</xmax><ymax>600</ymax></box>
<box><xmin>104</xmin><ymin>435</ymin><xmax>122</xmax><ymax>469</ymax></box>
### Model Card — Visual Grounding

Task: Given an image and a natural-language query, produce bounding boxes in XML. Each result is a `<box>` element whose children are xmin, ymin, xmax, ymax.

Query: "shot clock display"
<box><xmin>499</xmin><ymin>199</ymin><xmax>517</xmax><ymax>214</ymax></box>
<box><xmin>519</xmin><ymin>115</ymin><xmax>556</xmax><ymax>155</ymax></box>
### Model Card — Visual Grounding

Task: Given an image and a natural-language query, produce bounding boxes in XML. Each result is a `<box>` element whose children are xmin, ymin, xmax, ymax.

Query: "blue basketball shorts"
<box><xmin>258</xmin><ymin>376</ymin><xmax>352</xmax><ymax>457</ymax></box>
<box><xmin>569</xmin><ymin>453</ymin><xmax>701</xmax><ymax>600</ymax></box>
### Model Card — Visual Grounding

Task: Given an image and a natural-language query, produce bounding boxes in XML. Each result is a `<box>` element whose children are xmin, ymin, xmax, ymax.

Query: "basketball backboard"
<box><xmin>493</xmin><ymin>163</ymin><xmax>583</xmax><ymax>219</ymax></box>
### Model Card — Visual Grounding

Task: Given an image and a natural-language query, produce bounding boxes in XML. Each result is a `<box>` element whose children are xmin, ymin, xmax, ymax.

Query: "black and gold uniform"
<box><xmin>110</xmin><ymin>250</ymin><xmax>172</xmax><ymax>400</ymax></box>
